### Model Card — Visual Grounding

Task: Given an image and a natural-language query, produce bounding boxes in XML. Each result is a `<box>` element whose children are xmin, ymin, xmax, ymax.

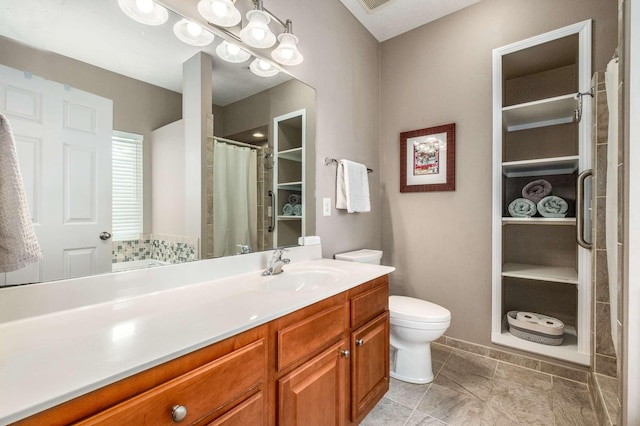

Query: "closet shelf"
<box><xmin>277</xmin><ymin>215</ymin><xmax>303</xmax><ymax>221</ymax></box>
<box><xmin>502</xmin><ymin>94</ymin><xmax>577</xmax><ymax>132</ymax></box>
<box><xmin>502</xmin><ymin>217</ymin><xmax>576</xmax><ymax>226</ymax></box>
<box><xmin>502</xmin><ymin>263</ymin><xmax>578</xmax><ymax>284</ymax></box>
<box><xmin>277</xmin><ymin>182</ymin><xmax>303</xmax><ymax>191</ymax></box>
<box><xmin>502</xmin><ymin>155</ymin><xmax>579</xmax><ymax>178</ymax></box>
<box><xmin>277</xmin><ymin>148</ymin><xmax>302</xmax><ymax>162</ymax></box>
<box><xmin>492</xmin><ymin>323</ymin><xmax>589</xmax><ymax>365</ymax></box>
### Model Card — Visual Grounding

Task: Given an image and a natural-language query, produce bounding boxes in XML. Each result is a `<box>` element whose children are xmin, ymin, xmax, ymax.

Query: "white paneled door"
<box><xmin>0</xmin><ymin>65</ymin><xmax>113</xmax><ymax>284</ymax></box>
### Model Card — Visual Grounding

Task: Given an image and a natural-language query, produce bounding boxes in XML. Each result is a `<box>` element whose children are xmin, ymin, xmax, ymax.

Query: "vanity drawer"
<box><xmin>277</xmin><ymin>304</ymin><xmax>347</xmax><ymax>371</ymax></box>
<box><xmin>76</xmin><ymin>339</ymin><xmax>265</xmax><ymax>426</ymax></box>
<box><xmin>350</xmin><ymin>280</ymin><xmax>389</xmax><ymax>328</ymax></box>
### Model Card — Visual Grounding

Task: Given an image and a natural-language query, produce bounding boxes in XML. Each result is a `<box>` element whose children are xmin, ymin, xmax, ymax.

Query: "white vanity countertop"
<box><xmin>0</xmin><ymin>255</ymin><xmax>394</xmax><ymax>424</ymax></box>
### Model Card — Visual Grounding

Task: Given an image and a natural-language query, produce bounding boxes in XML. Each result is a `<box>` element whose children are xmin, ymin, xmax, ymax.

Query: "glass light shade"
<box><xmin>173</xmin><ymin>19</ymin><xmax>214</xmax><ymax>46</ymax></box>
<box><xmin>239</xmin><ymin>10</ymin><xmax>276</xmax><ymax>49</ymax></box>
<box><xmin>216</xmin><ymin>41</ymin><xmax>251</xmax><ymax>63</ymax></box>
<box><xmin>271</xmin><ymin>33</ymin><xmax>303</xmax><ymax>66</ymax></box>
<box><xmin>249</xmin><ymin>58</ymin><xmax>279</xmax><ymax>77</ymax></box>
<box><xmin>197</xmin><ymin>0</ymin><xmax>241</xmax><ymax>27</ymax></box>
<box><xmin>118</xmin><ymin>0</ymin><xmax>168</xmax><ymax>26</ymax></box>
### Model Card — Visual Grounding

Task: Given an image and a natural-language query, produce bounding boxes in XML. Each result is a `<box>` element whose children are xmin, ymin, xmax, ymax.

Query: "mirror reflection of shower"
<box><xmin>211</xmin><ymin>124</ymin><xmax>273</xmax><ymax>258</ymax></box>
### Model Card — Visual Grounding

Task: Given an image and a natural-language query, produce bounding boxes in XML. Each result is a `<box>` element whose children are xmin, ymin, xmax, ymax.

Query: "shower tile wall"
<box><xmin>260</xmin><ymin>145</ymin><xmax>273</xmax><ymax>252</ymax></box>
<box><xmin>206</xmin><ymin>114</ymin><xmax>214</xmax><ymax>259</ymax></box>
<box><xmin>590</xmin><ymin>72</ymin><xmax>620</xmax><ymax>425</ymax></box>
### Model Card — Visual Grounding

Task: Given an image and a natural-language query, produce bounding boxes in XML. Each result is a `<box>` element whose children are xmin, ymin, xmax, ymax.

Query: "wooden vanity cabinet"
<box><xmin>270</xmin><ymin>275</ymin><xmax>390</xmax><ymax>426</ymax></box>
<box><xmin>13</xmin><ymin>276</ymin><xmax>389</xmax><ymax>426</ymax></box>
<box><xmin>14</xmin><ymin>325</ymin><xmax>269</xmax><ymax>426</ymax></box>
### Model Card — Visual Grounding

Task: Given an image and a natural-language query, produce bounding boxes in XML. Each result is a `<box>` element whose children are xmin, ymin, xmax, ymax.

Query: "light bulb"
<box><xmin>187</xmin><ymin>22</ymin><xmax>202</xmax><ymax>37</ymax></box>
<box><xmin>258</xmin><ymin>60</ymin><xmax>271</xmax><ymax>71</ymax></box>
<box><xmin>210</xmin><ymin>0</ymin><xmax>228</xmax><ymax>17</ymax></box>
<box><xmin>251</xmin><ymin>28</ymin><xmax>266</xmax><ymax>41</ymax></box>
<box><xmin>135</xmin><ymin>0</ymin><xmax>154</xmax><ymax>14</ymax></box>
<box><xmin>226</xmin><ymin>43</ymin><xmax>240</xmax><ymax>55</ymax></box>
<box><xmin>280</xmin><ymin>48</ymin><xmax>294</xmax><ymax>60</ymax></box>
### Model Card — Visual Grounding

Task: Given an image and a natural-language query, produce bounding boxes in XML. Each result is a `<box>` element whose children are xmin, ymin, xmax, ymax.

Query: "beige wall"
<box><xmin>263</xmin><ymin>1</ymin><xmax>381</xmax><ymax>258</ymax></box>
<box><xmin>379</xmin><ymin>0</ymin><xmax>617</xmax><ymax>350</ymax></box>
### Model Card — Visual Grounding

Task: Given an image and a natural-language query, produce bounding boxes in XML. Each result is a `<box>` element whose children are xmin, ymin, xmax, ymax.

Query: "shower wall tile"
<box><xmin>596</xmin><ymin>197</ymin><xmax>606</xmax><ymax>248</ymax></box>
<box><xmin>595</xmin><ymin>250</ymin><xmax>609</xmax><ymax>302</ymax></box>
<box><xmin>595</xmin><ymin>302</ymin><xmax>615</xmax><ymax>356</ymax></box>
<box><xmin>595</xmin><ymin>354</ymin><xmax>617</xmax><ymax>377</ymax></box>
<box><xmin>596</xmin><ymin>145</ymin><xmax>608</xmax><ymax>195</ymax></box>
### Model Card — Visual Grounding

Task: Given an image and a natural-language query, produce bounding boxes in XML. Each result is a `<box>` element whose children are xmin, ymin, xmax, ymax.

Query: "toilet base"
<box><xmin>390</xmin><ymin>339</ymin><xmax>435</xmax><ymax>384</ymax></box>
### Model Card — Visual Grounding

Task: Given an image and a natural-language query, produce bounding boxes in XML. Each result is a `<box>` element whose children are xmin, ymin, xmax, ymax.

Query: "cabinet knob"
<box><xmin>171</xmin><ymin>405</ymin><xmax>188</xmax><ymax>422</ymax></box>
<box><xmin>356</xmin><ymin>338</ymin><xmax>364</xmax><ymax>347</ymax></box>
<box><xmin>340</xmin><ymin>349</ymin><xmax>350</xmax><ymax>358</ymax></box>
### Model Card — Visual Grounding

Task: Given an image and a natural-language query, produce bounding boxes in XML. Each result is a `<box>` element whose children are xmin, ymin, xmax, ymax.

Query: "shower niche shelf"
<box><xmin>491</xmin><ymin>20</ymin><xmax>592</xmax><ymax>366</ymax></box>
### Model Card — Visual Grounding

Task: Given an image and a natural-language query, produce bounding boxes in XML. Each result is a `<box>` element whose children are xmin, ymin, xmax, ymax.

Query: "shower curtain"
<box><xmin>213</xmin><ymin>142</ymin><xmax>258</xmax><ymax>257</ymax></box>
<box><xmin>605</xmin><ymin>57</ymin><xmax>619</xmax><ymax>356</ymax></box>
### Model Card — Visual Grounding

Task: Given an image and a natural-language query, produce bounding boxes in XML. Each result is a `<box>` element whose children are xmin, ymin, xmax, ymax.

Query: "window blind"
<box><xmin>112</xmin><ymin>131</ymin><xmax>143</xmax><ymax>240</ymax></box>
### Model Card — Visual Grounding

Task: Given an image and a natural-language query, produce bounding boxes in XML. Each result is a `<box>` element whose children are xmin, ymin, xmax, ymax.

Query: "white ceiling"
<box><xmin>339</xmin><ymin>0</ymin><xmax>483</xmax><ymax>42</ymax></box>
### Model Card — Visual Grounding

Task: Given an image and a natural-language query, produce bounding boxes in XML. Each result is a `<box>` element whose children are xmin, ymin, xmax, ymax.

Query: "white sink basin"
<box><xmin>245</xmin><ymin>266</ymin><xmax>347</xmax><ymax>292</ymax></box>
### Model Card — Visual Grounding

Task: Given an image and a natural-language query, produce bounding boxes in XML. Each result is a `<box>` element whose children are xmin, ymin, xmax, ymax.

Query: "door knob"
<box><xmin>356</xmin><ymin>338</ymin><xmax>364</xmax><ymax>347</ymax></box>
<box><xmin>341</xmin><ymin>350</ymin><xmax>350</xmax><ymax>358</ymax></box>
<box><xmin>99</xmin><ymin>231</ymin><xmax>112</xmax><ymax>240</ymax></box>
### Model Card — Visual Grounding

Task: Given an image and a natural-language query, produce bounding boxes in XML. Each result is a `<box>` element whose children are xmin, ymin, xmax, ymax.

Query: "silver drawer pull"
<box><xmin>171</xmin><ymin>405</ymin><xmax>188</xmax><ymax>422</ymax></box>
<box><xmin>341</xmin><ymin>349</ymin><xmax>350</xmax><ymax>358</ymax></box>
<box><xmin>356</xmin><ymin>339</ymin><xmax>364</xmax><ymax>347</ymax></box>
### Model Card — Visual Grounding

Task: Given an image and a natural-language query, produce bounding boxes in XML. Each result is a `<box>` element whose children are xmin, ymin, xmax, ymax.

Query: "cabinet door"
<box><xmin>277</xmin><ymin>340</ymin><xmax>348</xmax><ymax>426</ymax></box>
<box><xmin>351</xmin><ymin>312</ymin><xmax>389</xmax><ymax>422</ymax></box>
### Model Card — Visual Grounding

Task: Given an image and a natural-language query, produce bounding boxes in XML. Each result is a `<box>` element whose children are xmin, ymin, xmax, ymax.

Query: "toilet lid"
<box><xmin>389</xmin><ymin>296</ymin><xmax>451</xmax><ymax>322</ymax></box>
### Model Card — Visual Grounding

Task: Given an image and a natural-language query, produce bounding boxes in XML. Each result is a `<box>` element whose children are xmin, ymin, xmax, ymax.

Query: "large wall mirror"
<box><xmin>0</xmin><ymin>0</ymin><xmax>316</xmax><ymax>287</ymax></box>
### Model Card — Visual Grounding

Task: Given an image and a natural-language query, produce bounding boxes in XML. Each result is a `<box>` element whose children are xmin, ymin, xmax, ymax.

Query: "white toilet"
<box><xmin>389</xmin><ymin>295</ymin><xmax>450</xmax><ymax>384</ymax></box>
<box><xmin>334</xmin><ymin>249</ymin><xmax>451</xmax><ymax>384</ymax></box>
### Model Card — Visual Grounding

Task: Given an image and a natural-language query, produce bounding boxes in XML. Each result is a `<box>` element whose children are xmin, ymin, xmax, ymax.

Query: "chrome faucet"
<box><xmin>263</xmin><ymin>248</ymin><xmax>290</xmax><ymax>276</ymax></box>
<box><xmin>237</xmin><ymin>244</ymin><xmax>252</xmax><ymax>255</ymax></box>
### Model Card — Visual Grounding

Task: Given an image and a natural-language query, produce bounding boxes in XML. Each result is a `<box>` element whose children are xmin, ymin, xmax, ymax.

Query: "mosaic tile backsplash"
<box><xmin>112</xmin><ymin>234</ymin><xmax>199</xmax><ymax>264</ymax></box>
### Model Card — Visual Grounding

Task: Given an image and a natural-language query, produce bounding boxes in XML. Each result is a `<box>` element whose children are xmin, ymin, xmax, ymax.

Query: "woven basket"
<box><xmin>506</xmin><ymin>311</ymin><xmax>564</xmax><ymax>346</ymax></box>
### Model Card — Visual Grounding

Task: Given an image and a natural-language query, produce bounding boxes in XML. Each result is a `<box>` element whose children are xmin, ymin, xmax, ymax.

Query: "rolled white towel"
<box><xmin>537</xmin><ymin>195</ymin><xmax>568</xmax><ymax>218</ymax></box>
<box><xmin>292</xmin><ymin>204</ymin><xmax>302</xmax><ymax>216</ymax></box>
<box><xmin>522</xmin><ymin>179</ymin><xmax>552</xmax><ymax>203</ymax></box>
<box><xmin>288</xmin><ymin>194</ymin><xmax>301</xmax><ymax>204</ymax></box>
<box><xmin>282</xmin><ymin>203</ymin><xmax>293</xmax><ymax>215</ymax></box>
<box><xmin>508</xmin><ymin>198</ymin><xmax>537</xmax><ymax>218</ymax></box>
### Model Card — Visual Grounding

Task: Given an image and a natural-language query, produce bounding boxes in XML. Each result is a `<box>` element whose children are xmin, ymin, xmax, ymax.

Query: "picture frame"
<box><xmin>400</xmin><ymin>123</ymin><xmax>456</xmax><ymax>192</ymax></box>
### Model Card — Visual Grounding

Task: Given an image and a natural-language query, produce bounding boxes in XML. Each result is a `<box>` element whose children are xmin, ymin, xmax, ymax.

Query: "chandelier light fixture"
<box><xmin>118</xmin><ymin>0</ymin><xmax>304</xmax><ymax>77</ymax></box>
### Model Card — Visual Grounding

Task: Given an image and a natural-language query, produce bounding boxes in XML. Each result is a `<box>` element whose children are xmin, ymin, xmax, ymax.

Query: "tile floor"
<box><xmin>362</xmin><ymin>344</ymin><xmax>597</xmax><ymax>426</ymax></box>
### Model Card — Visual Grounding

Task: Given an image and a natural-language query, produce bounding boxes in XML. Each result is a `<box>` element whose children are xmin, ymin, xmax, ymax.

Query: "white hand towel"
<box><xmin>336</xmin><ymin>159</ymin><xmax>370</xmax><ymax>213</ymax></box>
<box><xmin>0</xmin><ymin>113</ymin><xmax>42</xmax><ymax>273</ymax></box>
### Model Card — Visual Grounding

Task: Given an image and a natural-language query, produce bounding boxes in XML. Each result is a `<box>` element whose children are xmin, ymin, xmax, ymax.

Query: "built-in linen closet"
<box><xmin>491</xmin><ymin>20</ymin><xmax>593</xmax><ymax>366</ymax></box>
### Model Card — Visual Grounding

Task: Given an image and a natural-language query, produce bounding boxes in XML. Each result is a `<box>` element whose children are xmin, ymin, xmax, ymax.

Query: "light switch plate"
<box><xmin>323</xmin><ymin>197</ymin><xmax>331</xmax><ymax>216</ymax></box>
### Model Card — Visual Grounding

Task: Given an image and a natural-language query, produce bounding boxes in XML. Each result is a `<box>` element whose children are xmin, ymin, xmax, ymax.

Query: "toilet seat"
<box><xmin>389</xmin><ymin>296</ymin><xmax>451</xmax><ymax>323</ymax></box>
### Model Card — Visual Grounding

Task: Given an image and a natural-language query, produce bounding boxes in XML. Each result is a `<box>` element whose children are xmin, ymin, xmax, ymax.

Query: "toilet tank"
<box><xmin>334</xmin><ymin>249</ymin><xmax>383</xmax><ymax>265</ymax></box>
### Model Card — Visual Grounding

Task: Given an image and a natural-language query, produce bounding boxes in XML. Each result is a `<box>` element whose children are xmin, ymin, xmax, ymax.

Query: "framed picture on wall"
<box><xmin>400</xmin><ymin>123</ymin><xmax>456</xmax><ymax>192</ymax></box>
